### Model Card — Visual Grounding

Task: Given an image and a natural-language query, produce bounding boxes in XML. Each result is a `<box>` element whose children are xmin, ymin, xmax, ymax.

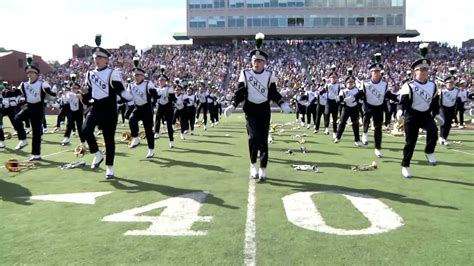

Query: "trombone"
<box><xmin>5</xmin><ymin>158</ymin><xmax>36</xmax><ymax>172</ymax></box>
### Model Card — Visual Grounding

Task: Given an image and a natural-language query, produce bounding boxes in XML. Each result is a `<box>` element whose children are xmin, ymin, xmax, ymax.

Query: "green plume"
<box><xmin>374</xmin><ymin>53</ymin><xmax>382</xmax><ymax>63</ymax></box>
<box><xmin>26</xmin><ymin>54</ymin><xmax>33</xmax><ymax>65</ymax></box>
<box><xmin>95</xmin><ymin>34</ymin><xmax>102</xmax><ymax>47</ymax></box>
<box><xmin>133</xmin><ymin>56</ymin><xmax>140</xmax><ymax>68</ymax></box>
<box><xmin>419</xmin><ymin>43</ymin><xmax>429</xmax><ymax>58</ymax></box>
<box><xmin>255</xmin><ymin>32</ymin><xmax>265</xmax><ymax>50</ymax></box>
<box><xmin>448</xmin><ymin>67</ymin><xmax>457</xmax><ymax>76</ymax></box>
<box><xmin>347</xmin><ymin>67</ymin><xmax>353</xmax><ymax>76</ymax></box>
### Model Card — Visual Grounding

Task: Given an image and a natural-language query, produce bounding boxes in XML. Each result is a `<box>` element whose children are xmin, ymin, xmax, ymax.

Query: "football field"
<box><xmin>1</xmin><ymin>113</ymin><xmax>473</xmax><ymax>265</ymax></box>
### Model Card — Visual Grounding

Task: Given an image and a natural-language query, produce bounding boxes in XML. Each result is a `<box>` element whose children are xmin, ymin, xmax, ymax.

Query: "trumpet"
<box><xmin>4</xmin><ymin>132</ymin><xmax>12</xmax><ymax>140</ymax></box>
<box><xmin>139</xmin><ymin>131</ymin><xmax>146</xmax><ymax>139</ymax></box>
<box><xmin>74</xmin><ymin>144</ymin><xmax>88</xmax><ymax>157</ymax></box>
<box><xmin>121</xmin><ymin>131</ymin><xmax>132</xmax><ymax>143</ymax></box>
<box><xmin>5</xmin><ymin>158</ymin><xmax>36</xmax><ymax>172</ymax></box>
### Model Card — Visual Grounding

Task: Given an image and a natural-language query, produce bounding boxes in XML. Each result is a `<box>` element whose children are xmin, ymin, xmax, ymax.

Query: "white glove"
<box><xmin>9</xmin><ymin>100</ymin><xmax>17</xmax><ymax>107</ymax></box>
<box><xmin>280</xmin><ymin>102</ymin><xmax>292</xmax><ymax>113</ymax></box>
<box><xmin>18</xmin><ymin>97</ymin><xmax>25</xmax><ymax>103</ymax></box>
<box><xmin>3</xmin><ymin>99</ymin><xmax>9</xmax><ymax>108</ymax></box>
<box><xmin>343</xmin><ymin>95</ymin><xmax>353</xmax><ymax>102</ymax></box>
<box><xmin>120</xmin><ymin>90</ymin><xmax>133</xmax><ymax>101</ymax></box>
<box><xmin>435</xmin><ymin>114</ymin><xmax>445</xmax><ymax>126</ymax></box>
<box><xmin>396</xmin><ymin>110</ymin><xmax>404</xmax><ymax>122</ymax></box>
<box><xmin>224</xmin><ymin>105</ymin><xmax>235</xmax><ymax>117</ymax></box>
<box><xmin>52</xmin><ymin>103</ymin><xmax>60</xmax><ymax>109</ymax></box>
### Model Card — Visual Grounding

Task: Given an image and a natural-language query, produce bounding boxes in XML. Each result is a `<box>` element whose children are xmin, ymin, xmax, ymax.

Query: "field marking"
<box><xmin>19</xmin><ymin>191</ymin><xmax>113</xmax><ymax>205</ymax></box>
<box><xmin>244</xmin><ymin>178</ymin><xmax>257</xmax><ymax>266</ymax></box>
<box><xmin>283</xmin><ymin>191</ymin><xmax>404</xmax><ymax>235</ymax></box>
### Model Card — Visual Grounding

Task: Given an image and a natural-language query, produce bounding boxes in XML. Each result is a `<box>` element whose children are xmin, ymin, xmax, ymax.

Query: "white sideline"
<box><xmin>244</xmin><ymin>178</ymin><xmax>257</xmax><ymax>266</ymax></box>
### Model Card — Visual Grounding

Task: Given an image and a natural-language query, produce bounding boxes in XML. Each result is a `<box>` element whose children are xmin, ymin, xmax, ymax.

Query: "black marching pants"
<box><xmin>14</xmin><ymin>102</ymin><xmax>44</xmax><ymax>155</ymax></box>
<box><xmin>129</xmin><ymin>104</ymin><xmax>155</xmax><ymax>149</ymax></box>
<box><xmin>82</xmin><ymin>101</ymin><xmax>118</xmax><ymax>166</ymax></box>
<box><xmin>363</xmin><ymin>104</ymin><xmax>384</xmax><ymax>149</ymax></box>
<box><xmin>246</xmin><ymin>112</ymin><xmax>271</xmax><ymax>168</ymax></box>
<box><xmin>336</xmin><ymin>105</ymin><xmax>360</xmax><ymax>142</ymax></box>
<box><xmin>401</xmin><ymin>111</ymin><xmax>437</xmax><ymax>167</ymax></box>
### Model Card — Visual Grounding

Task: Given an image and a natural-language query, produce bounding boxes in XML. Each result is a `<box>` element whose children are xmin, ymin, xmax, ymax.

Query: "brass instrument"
<box><xmin>351</xmin><ymin>161</ymin><xmax>378</xmax><ymax>171</ymax></box>
<box><xmin>4</xmin><ymin>132</ymin><xmax>12</xmax><ymax>140</ymax></box>
<box><xmin>121</xmin><ymin>132</ymin><xmax>132</xmax><ymax>144</ymax></box>
<box><xmin>5</xmin><ymin>159</ymin><xmax>35</xmax><ymax>172</ymax></box>
<box><xmin>139</xmin><ymin>131</ymin><xmax>146</xmax><ymax>139</ymax></box>
<box><xmin>74</xmin><ymin>144</ymin><xmax>88</xmax><ymax>157</ymax></box>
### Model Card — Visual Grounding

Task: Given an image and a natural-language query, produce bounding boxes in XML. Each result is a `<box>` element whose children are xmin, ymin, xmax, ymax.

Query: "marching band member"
<box><xmin>154</xmin><ymin>66</ymin><xmax>176</xmax><ymax>148</ymax></box>
<box><xmin>224</xmin><ymin>32</ymin><xmax>291</xmax><ymax>182</ymax></box>
<box><xmin>174</xmin><ymin>85</ymin><xmax>188</xmax><ymax>140</ymax></box>
<box><xmin>61</xmin><ymin>74</ymin><xmax>85</xmax><ymax>146</ymax></box>
<box><xmin>438</xmin><ymin>68</ymin><xmax>460</xmax><ymax>145</ymax></box>
<box><xmin>397</xmin><ymin>43</ymin><xmax>443</xmax><ymax>178</ymax></box>
<box><xmin>82</xmin><ymin>34</ymin><xmax>132</xmax><ymax>179</ymax></box>
<box><xmin>334</xmin><ymin>69</ymin><xmax>363</xmax><ymax>146</ymax></box>
<box><xmin>14</xmin><ymin>54</ymin><xmax>57</xmax><ymax>160</ymax></box>
<box><xmin>360</xmin><ymin>53</ymin><xmax>399</xmax><ymax>157</ymax></box>
<box><xmin>183</xmin><ymin>87</ymin><xmax>197</xmax><ymax>135</ymax></box>
<box><xmin>323</xmin><ymin>66</ymin><xmax>342</xmax><ymax>138</ymax></box>
<box><xmin>127</xmin><ymin>56</ymin><xmax>157</xmax><ymax>158</ymax></box>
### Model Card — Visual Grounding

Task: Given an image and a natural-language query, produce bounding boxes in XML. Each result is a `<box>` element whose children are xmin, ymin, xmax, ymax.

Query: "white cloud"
<box><xmin>405</xmin><ymin>0</ymin><xmax>474</xmax><ymax>46</ymax></box>
<box><xmin>0</xmin><ymin>0</ymin><xmax>187</xmax><ymax>63</ymax></box>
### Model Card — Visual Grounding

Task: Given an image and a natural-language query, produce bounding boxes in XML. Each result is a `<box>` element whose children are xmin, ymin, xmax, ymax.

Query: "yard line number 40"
<box><xmin>102</xmin><ymin>190</ymin><xmax>404</xmax><ymax>236</ymax></box>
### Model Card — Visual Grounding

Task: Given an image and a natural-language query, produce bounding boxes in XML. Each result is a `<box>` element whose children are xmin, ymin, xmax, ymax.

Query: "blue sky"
<box><xmin>0</xmin><ymin>0</ymin><xmax>472</xmax><ymax>63</ymax></box>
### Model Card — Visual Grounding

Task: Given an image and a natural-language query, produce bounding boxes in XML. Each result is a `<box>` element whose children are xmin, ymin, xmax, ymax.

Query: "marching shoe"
<box><xmin>0</xmin><ymin>141</ymin><xmax>5</xmax><ymax>148</ymax></box>
<box><xmin>458</xmin><ymin>125</ymin><xmax>464</xmax><ymax>129</ymax></box>
<box><xmin>332</xmin><ymin>133</ymin><xmax>337</xmax><ymax>139</ymax></box>
<box><xmin>250</xmin><ymin>163</ymin><xmax>259</xmax><ymax>179</ymax></box>
<box><xmin>306</xmin><ymin>124</ymin><xmax>311</xmax><ymax>129</ymax></box>
<box><xmin>204</xmin><ymin>125</ymin><xmax>207</xmax><ymax>131</ymax></box>
<box><xmin>314</xmin><ymin>129</ymin><xmax>318</xmax><ymax>134</ymax></box>
<box><xmin>15</xmin><ymin>139</ymin><xmax>28</xmax><ymax>150</ymax></box>
<box><xmin>402</xmin><ymin>167</ymin><xmax>412</xmax><ymax>178</ymax></box>
<box><xmin>61</xmin><ymin>137</ymin><xmax>70</xmax><ymax>145</ymax></box>
<box><xmin>438</xmin><ymin>137</ymin><xmax>445</xmax><ymax>145</ymax></box>
<box><xmin>145</xmin><ymin>149</ymin><xmax>155</xmax><ymax>158</ymax></box>
<box><xmin>180</xmin><ymin>133</ymin><xmax>186</xmax><ymax>140</ymax></box>
<box><xmin>28</xmin><ymin>155</ymin><xmax>42</xmax><ymax>161</ymax></box>
<box><xmin>128</xmin><ymin>137</ymin><xmax>140</xmax><ymax>148</ymax></box>
<box><xmin>375</xmin><ymin>149</ymin><xmax>382</xmax><ymax>158</ymax></box>
<box><xmin>169</xmin><ymin>141</ymin><xmax>175</xmax><ymax>148</ymax></box>
<box><xmin>324</xmin><ymin>128</ymin><xmax>329</xmax><ymax>135</ymax></box>
<box><xmin>91</xmin><ymin>151</ymin><xmax>104</xmax><ymax>169</ymax></box>
<box><xmin>154</xmin><ymin>132</ymin><xmax>160</xmax><ymax>139</ymax></box>
<box><xmin>425</xmin><ymin>153</ymin><xmax>437</xmax><ymax>166</ymax></box>
<box><xmin>362</xmin><ymin>133</ymin><xmax>369</xmax><ymax>145</ymax></box>
<box><xmin>333</xmin><ymin>138</ymin><xmax>340</xmax><ymax>144</ymax></box>
<box><xmin>105</xmin><ymin>166</ymin><xmax>115</xmax><ymax>180</ymax></box>
<box><xmin>190</xmin><ymin>130</ymin><xmax>194</xmax><ymax>135</ymax></box>
<box><xmin>43</xmin><ymin>128</ymin><xmax>48</xmax><ymax>133</ymax></box>
<box><xmin>354</xmin><ymin>141</ymin><xmax>363</xmax><ymax>147</ymax></box>
<box><xmin>258</xmin><ymin>168</ymin><xmax>267</xmax><ymax>182</ymax></box>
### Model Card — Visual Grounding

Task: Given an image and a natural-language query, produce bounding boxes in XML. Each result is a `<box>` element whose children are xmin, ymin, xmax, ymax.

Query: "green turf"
<box><xmin>0</xmin><ymin>114</ymin><xmax>473</xmax><ymax>265</ymax></box>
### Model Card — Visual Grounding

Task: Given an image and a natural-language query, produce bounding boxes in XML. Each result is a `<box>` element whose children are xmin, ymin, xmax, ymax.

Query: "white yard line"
<box><xmin>244</xmin><ymin>178</ymin><xmax>257</xmax><ymax>266</ymax></box>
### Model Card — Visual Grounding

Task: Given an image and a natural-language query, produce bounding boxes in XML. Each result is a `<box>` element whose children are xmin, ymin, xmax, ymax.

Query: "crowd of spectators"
<box><xmin>40</xmin><ymin>40</ymin><xmax>473</xmax><ymax>105</ymax></box>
